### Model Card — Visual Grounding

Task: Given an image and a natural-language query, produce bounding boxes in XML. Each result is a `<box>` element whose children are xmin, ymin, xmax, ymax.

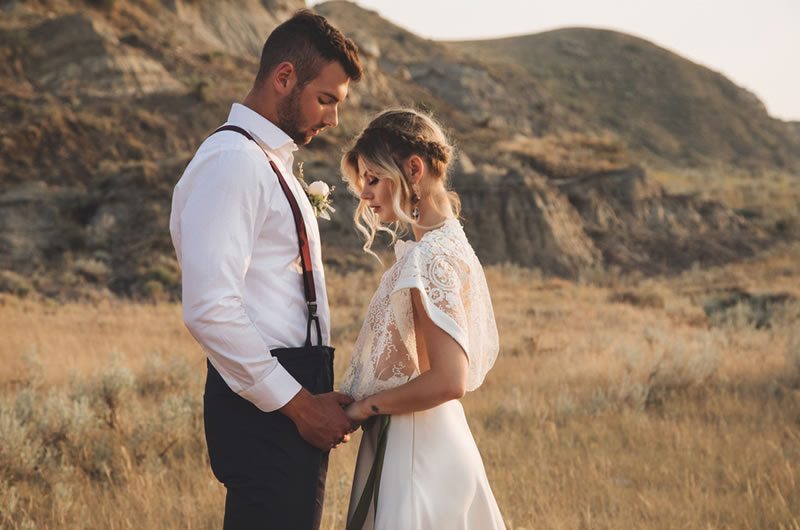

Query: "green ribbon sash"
<box><xmin>346</xmin><ymin>415</ymin><xmax>391</xmax><ymax>530</ymax></box>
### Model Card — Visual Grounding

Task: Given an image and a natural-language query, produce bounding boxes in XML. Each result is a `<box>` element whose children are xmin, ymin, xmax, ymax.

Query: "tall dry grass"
<box><xmin>2</xmin><ymin>244</ymin><xmax>800</xmax><ymax>529</ymax></box>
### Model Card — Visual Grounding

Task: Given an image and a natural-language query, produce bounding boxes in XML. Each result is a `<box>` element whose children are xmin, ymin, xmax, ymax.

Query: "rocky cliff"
<box><xmin>0</xmin><ymin>0</ymin><xmax>793</xmax><ymax>299</ymax></box>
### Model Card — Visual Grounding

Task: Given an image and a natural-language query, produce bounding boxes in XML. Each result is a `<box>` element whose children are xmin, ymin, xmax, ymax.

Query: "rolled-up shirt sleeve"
<box><xmin>173</xmin><ymin>147</ymin><xmax>301</xmax><ymax>412</ymax></box>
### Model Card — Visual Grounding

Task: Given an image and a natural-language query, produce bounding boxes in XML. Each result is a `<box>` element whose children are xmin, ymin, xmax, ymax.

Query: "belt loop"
<box><xmin>305</xmin><ymin>312</ymin><xmax>313</xmax><ymax>348</ymax></box>
<box><xmin>305</xmin><ymin>301</ymin><xmax>322</xmax><ymax>347</ymax></box>
<box><xmin>314</xmin><ymin>316</ymin><xmax>323</xmax><ymax>347</ymax></box>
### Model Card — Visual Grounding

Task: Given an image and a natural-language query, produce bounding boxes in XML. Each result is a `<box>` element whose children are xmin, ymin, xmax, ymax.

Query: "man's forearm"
<box><xmin>279</xmin><ymin>387</ymin><xmax>315</xmax><ymax>421</ymax></box>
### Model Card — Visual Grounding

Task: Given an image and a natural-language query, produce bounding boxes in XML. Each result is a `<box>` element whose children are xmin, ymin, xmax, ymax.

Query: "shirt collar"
<box><xmin>226</xmin><ymin>103</ymin><xmax>298</xmax><ymax>156</ymax></box>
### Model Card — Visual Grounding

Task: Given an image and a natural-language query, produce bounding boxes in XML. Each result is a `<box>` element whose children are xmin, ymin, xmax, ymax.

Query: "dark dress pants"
<box><xmin>204</xmin><ymin>352</ymin><xmax>332</xmax><ymax>530</ymax></box>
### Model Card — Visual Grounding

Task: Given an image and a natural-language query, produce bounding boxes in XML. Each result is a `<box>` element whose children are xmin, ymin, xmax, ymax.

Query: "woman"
<box><xmin>339</xmin><ymin>109</ymin><xmax>506</xmax><ymax>530</ymax></box>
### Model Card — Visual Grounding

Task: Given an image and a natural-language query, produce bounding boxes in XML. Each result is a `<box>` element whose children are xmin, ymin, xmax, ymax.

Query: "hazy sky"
<box><xmin>310</xmin><ymin>0</ymin><xmax>800</xmax><ymax>121</ymax></box>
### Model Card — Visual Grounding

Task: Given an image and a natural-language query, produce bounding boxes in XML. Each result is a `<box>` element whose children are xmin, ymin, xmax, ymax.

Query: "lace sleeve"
<box><xmin>391</xmin><ymin>233</ymin><xmax>499</xmax><ymax>392</ymax></box>
<box><xmin>340</xmin><ymin>222</ymin><xmax>499</xmax><ymax>400</ymax></box>
<box><xmin>391</xmin><ymin>250</ymin><xmax>470</xmax><ymax>358</ymax></box>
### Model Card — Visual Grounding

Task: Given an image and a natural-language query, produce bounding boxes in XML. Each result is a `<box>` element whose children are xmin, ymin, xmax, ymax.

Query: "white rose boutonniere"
<box><xmin>297</xmin><ymin>162</ymin><xmax>336</xmax><ymax>220</ymax></box>
<box><xmin>306</xmin><ymin>180</ymin><xmax>336</xmax><ymax>221</ymax></box>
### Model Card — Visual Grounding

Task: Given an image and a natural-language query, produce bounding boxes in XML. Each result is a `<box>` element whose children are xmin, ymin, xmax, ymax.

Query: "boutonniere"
<box><xmin>298</xmin><ymin>162</ymin><xmax>336</xmax><ymax>220</ymax></box>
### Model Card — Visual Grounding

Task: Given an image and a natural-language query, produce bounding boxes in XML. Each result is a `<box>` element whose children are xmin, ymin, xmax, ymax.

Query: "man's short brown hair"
<box><xmin>256</xmin><ymin>10</ymin><xmax>363</xmax><ymax>87</ymax></box>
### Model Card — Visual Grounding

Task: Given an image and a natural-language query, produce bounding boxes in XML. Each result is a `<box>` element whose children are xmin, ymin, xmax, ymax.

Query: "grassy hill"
<box><xmin>453</xmin><ymin>28</ymin><xmax>800</xmax><ymax>170</ymax></box>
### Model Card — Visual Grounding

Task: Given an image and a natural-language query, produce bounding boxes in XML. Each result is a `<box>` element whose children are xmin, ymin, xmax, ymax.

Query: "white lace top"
<box><xmin>340</xmin><ymin>219</ymin><xmax>500</xmax><ymax>401</ymax></box>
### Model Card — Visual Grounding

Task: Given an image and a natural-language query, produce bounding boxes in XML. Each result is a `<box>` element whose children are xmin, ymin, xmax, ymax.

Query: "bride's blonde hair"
<box><xmin>341</xmin><ymin>108</ymin><xmax>461</xmax><ymax>258</ymax></box>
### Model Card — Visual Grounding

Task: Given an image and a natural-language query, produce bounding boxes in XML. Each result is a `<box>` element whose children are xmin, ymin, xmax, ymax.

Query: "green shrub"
<box><xmin>608</xmin><ymin>289</ymin><xmax>665</xmax><ymax>309</ymax></box>
<box><xmin>85</xmin><ymin>0</ymin><xmax>117</xmax><ymax>9</ymax></box>
<box><xmin>0</xmin><ymin>270</ymin><xmax>32</xmax><ymax>298</ymax></box>
<box><xmin>704</xmin><ymin>291</ymin><xmax>796</xmax><ymax>329</ymax></box>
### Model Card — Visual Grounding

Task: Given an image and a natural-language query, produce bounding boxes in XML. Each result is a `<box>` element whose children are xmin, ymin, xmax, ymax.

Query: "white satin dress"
<box><xmin>340</xmin><ymin>219</ymin><xmax>506</xmax><ymax>530</ymax></box>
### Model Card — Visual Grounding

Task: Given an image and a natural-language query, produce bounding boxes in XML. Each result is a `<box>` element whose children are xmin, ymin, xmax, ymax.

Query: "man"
<box><xmin>169</xmin><ymin>10</ymin><xmax>363</xmax><ymax>529</ymax></box>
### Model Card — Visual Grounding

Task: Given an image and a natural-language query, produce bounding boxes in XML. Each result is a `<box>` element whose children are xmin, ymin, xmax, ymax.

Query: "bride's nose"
<box><xmin>360</xmin><ymin>188</ymin><xmax>372</xmax><ymax>200</ymax></box>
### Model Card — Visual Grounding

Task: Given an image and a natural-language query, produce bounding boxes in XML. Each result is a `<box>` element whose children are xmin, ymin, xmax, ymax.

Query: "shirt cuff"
<box><xmin>238</xmin><ymin>362</ymin><xmax>302</xmax><ymax>412</ymax></box>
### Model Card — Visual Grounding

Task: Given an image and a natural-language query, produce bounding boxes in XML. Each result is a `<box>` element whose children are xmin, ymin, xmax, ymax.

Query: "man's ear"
<box><xmin>272</xmin><ymin>62</ymin><xmax>297</xmax><ymax>95</ymax></box>
<box><xmin>405</xmin><ymin>155</ymin><xmax>425</xmax><ymax>184</ymax></box>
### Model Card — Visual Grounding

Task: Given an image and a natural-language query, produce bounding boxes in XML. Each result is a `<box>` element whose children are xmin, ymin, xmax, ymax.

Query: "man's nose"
<box><xmin>323</xmin><ymin>105</ymin><xmax>339</xmax><ymax>128</ymax></box>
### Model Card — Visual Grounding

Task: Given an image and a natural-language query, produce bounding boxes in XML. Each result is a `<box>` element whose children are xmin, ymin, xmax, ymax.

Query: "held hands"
<box><xmin>280</xmin><ymin>389</ymin><xmax>356</xmax><ymax>451</ymax></box>
<box><xmin>344</xmin><ymin>398</ymin><xmax>375</xmax><ymax>425</ymax></box>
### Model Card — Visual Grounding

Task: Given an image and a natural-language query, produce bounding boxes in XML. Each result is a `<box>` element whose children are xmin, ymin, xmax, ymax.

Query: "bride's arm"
<box><xmin>345</xmin><ymin>288</ymin><xmax>469</xmax><ymax>422</ymax></box>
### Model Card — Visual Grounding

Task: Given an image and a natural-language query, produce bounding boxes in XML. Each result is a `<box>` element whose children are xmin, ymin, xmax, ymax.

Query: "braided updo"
<box><xmin>341</xmin><ymin>108</ymin><xmax>461</xmax><ymax>258</ymax></box>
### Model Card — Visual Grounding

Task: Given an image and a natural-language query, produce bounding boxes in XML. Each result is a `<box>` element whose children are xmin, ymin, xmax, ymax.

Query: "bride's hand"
<box><xmin>344</xmin><ymin>399</ymin><xmax>373</xmax><ymax>425</ymax></box>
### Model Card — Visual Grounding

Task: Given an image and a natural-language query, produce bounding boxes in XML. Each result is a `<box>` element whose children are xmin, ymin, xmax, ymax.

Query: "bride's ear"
<box><xmin>404</xmin><ymin>155</ymin><xmax>425</xmax><ymax>185</ymax></box>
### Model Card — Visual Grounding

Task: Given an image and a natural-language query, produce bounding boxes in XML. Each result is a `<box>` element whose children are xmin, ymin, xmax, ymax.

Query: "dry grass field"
<box><xmin>1</xmin><ymin>243</ymin><xmax>799</xmax><ymax>529</ymax></box>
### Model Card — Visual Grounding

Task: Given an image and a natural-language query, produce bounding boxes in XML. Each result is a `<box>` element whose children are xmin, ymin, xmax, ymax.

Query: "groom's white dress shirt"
<box><xmin>170</xmin><ymin>103</ymin><xmax>331</xmax><ymax>412</ymax></box>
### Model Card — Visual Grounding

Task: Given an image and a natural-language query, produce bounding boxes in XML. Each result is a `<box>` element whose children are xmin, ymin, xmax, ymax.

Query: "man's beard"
<box><xmin>276</xmin><ymin>87</ymin><xmax>312</xmax><ymax>145</ymax></box>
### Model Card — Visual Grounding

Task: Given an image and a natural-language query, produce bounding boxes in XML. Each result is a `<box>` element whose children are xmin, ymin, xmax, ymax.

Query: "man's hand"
<box><xmin>280</xmin><ymin>389</ymin><xmax>356</xmax><ymax>450</ymax></box>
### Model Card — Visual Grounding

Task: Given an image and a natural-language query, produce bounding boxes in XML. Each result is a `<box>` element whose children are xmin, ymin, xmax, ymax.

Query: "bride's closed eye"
<box><xmin>361</xmin><ymin>175</ymin><xmax>379</xmax><ymax>188</ymax></box>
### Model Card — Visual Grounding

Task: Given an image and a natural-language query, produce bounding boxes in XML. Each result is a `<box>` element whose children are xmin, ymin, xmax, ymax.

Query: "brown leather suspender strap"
<box><xmin>212</xmin><ymin>124</ymin><xmax>322</xmax><ymax>346</ymax></box>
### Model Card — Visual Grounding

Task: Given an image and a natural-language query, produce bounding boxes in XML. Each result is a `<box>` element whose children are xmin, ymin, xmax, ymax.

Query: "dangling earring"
<box><xmin>411</xmin><ymin>183</ymin><xmax>421</xmax><ymax>221</ymax></box>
